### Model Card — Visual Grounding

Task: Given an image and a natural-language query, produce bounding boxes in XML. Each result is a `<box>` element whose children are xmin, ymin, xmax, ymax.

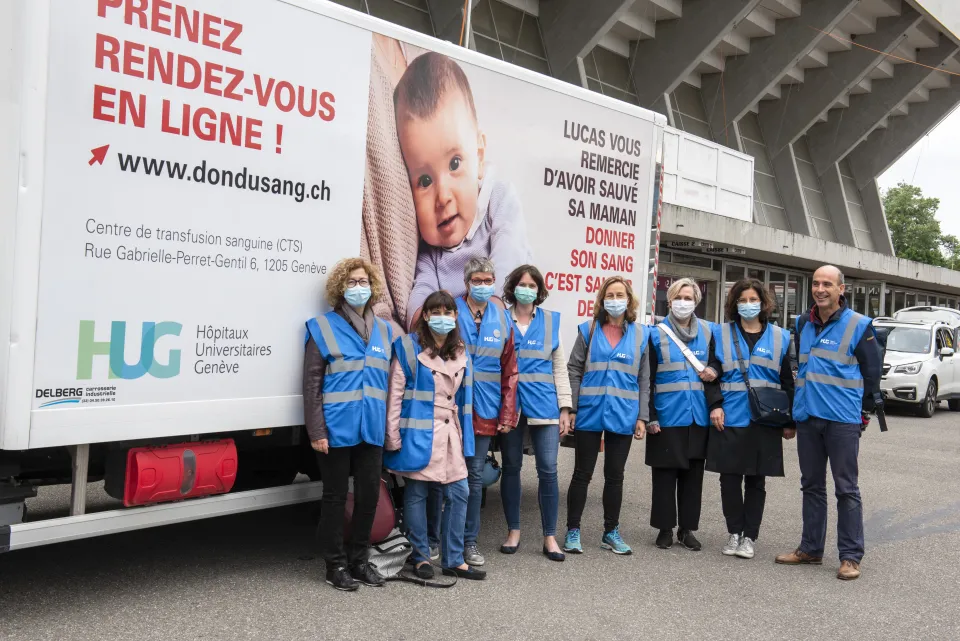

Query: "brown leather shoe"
<box><xmin>837</xmin><ymin>560</ymin><xmax>861</xmax><ymax>580</ymax></box>
<box><xmin>775</xmin><ymin>549</ymin><xmax>823</xmax><ymax>565</ymax></box>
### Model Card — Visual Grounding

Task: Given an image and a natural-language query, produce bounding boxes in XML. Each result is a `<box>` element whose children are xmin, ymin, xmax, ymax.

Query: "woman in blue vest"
<box><xmin>456</xmin><ymin>257</ymin><xmax>519</xmax><ymax>568</ymax></box>
<box><xmin>499</xmin><ymin>265</ymin><xmax>573</xmax><ymax>562</ymax></box>
<box><xmin>303</xmin><ymin>257</ymin><xmax>393</xmax><ymax>592</ymax></box>
<box><xmin>647</xmin><ymin>277</ymin><xmax>722</xmax><ymax>552</ymax></box>
<box><xmin>563</xmin><ymin>276</ymin><xmax>651</xmax><ymax>556</ymax></box>
<box><xmin>707</xmin><ymin>278</ymin><xmax>795</xmax><ymax>560</ymax></box>
<box><xmin>384</xmin><ymin>290</ymin><xmax>486</xmax><ymax>581</ymax></box>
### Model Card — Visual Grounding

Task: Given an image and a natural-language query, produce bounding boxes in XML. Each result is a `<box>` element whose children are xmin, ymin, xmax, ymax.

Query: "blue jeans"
<box><xmin>404</xmin><ymin>478</ymin><xmax>469</xmax><ymax>569</ymax></box>
<box><xmin>427</xmin><ymin>484</ymin><xmax>443</xmax><ymax>549</ymax></box>
<box><xmin>797</xmin><ymin>418</ymin><xmax>864</xmax><ymax>562</ymax></box>
<box><xmin>464</xmin><ymin>435</ymin><xmax>493</xmax><ymax>547</ymax></box>
<box><xmin>500</xmin><ymin>418</ymin><xmax>560</xmax><ymax>536</ymax></box>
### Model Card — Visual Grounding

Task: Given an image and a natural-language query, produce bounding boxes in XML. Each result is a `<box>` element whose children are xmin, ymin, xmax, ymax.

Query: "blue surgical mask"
<box><xmin>470</xmin><ymin>284</ymin><xmax>495</xmax><ymax>303</ymax></box>
<box><xmin>428</xmin><ymin>315</ymin><xmax>457</xmax><ymax>335</ymax></box>
<box><xmin>514</xmin><ymin>287</ymin><xmax>537</xmax><ymax>305</ymax></box>
<box><xmin>604</xmin><ymin>299</ymin><xmax>628</xmax><ymax>317</ymax></box>
<box><xmin>738</xmin><ymin>302</ymin><xmax>762</xmax><ymax>319</ymax></box>
<box><xmin>344</xmin><ymin>285</ymin><xmax>371</xmax><ymax>307</ymax></box>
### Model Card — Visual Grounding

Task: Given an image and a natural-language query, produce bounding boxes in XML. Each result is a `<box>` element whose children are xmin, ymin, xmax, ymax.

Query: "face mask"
<box><xmin>738</xmin><ymin>302</ymin><xmax>762</xmax><ymax>320</ymax></box>
<box><xmin>344</xmin><ymin>285</ymin><xmax>371</xmax><ymax>307</ymax></box>
<box><xmin>671</xmin><ymin>300</ymin><xmax>696</xmax><ymax>319</ymax></box>
<box><xmin>470</xmin><ymin>284</ymin><xmax>495</xmax><ymax>303</ymax></box>
<box><xmin>514</xmin><ymin>287</ymin><xmax>538</xmax><ymax>305</ymax></box>
<box><xmin>428</xmin><ymin>315</ymin><xmax>457</xmax><ymax>335</ymax></box>
<box><xmin>604</xmin><ymin>299</ymin><xmax>628</xmax><ymax>317</ymax></box>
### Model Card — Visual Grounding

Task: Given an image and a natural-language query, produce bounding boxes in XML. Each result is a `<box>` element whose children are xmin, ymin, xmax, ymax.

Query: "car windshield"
<box><xmin>885</xmin><ymin>327</ymin><xmax>931</xmax><ymax>354</ymax></box>
<box><xmin>895</xmin><ymin>310</ymin><xmax>960</xmax><ymax>324</ymax></box>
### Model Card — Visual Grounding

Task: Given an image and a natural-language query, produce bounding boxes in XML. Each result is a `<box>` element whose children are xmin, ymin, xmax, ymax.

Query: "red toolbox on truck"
<box><xmin>123</xmin><ymin>440</ymin><xmax>238</xmax><ymax>507</ymax></box>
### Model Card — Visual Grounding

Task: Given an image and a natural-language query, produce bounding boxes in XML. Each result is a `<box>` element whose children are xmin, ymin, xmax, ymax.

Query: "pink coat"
<box><xmin>384</xmin><ymin>348</ymin><xmax>469</xmax><ymax>484</ymax></box>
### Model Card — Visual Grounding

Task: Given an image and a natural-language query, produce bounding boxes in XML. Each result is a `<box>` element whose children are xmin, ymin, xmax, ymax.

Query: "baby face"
<box><xmin>397</xmin><ymin>91</ymin><xmax>485</xmax><ymax>249</ymax></box>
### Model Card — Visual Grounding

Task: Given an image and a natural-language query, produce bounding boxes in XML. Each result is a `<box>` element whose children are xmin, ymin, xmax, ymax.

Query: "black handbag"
<box><xmin>731</xmin><ymin>323</ymin><xmax>793</xmax><ymax>428</ymax></box>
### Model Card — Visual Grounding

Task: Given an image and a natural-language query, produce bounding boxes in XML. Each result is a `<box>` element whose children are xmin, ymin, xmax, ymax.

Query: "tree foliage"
<box><xmin>883</xmin><ymin>182</ymin><xmax>958</xmax><ymax>269</ymax></box>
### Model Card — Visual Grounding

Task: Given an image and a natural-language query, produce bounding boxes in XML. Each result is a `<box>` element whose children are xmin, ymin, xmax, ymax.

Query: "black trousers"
<box><xmin>316</xmin><ymin>442</ymin><xmax>383</xmax><ymax>568</ymax></box>
<box><xmin>650</xmin><ymin>459</ymin><xmax>705</xmax><ymax>532</ymax></box>
<box><xmin>720</xmin><ymin>473</ymin><xmax>767</xmax><ymax>541</ymax></box>
<box><xmin>566</xmin><ymin>430</ymin><xmax>633</xmax><ymax>533</ymax></box>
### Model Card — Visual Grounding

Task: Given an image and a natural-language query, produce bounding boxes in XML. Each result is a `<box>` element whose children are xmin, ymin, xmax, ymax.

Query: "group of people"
<box><xmin>303</xmin><ymin>256</ymin><xmax>882</xmax><ymax>591</ymax></box>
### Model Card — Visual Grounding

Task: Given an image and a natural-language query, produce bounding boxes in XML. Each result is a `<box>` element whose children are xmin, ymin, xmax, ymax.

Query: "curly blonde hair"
<box><xmin>325</xmin><ymin>257</ymin><xmax>385</xmax><ymax>308</ymax></box>
<box><xmin>593</xmin><ymin>276</ymin><xmax>639</xmax><ymax>324</ymax></box>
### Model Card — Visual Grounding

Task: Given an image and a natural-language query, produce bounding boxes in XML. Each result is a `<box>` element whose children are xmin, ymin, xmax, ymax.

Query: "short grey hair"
<box><xmin>667</xmin><ymin>277</ymin><xmax>702</xmax><ymax>304</ymax></box>
<box><xmin>464</xmin><ymin>256</ymin><xmax>495</xmax><ymax>281</ymax></box>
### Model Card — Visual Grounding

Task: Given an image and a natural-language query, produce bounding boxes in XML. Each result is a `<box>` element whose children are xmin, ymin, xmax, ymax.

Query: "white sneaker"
<box><xmin>735</xmin><ymin>537</ymin><xmax>756</xmax><ymax>559</ymax></box>
<box><xmin>722</xmin><ymin>533</ymin><xmax>741</xmax><ymax>556</ymax></box>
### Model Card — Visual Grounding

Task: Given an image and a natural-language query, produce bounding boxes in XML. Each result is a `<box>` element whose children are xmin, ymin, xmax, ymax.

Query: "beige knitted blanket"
<box><xmin>360</xmin><ymin>36</ymin><xmax>419</xmax><ymax>335</ymax></box>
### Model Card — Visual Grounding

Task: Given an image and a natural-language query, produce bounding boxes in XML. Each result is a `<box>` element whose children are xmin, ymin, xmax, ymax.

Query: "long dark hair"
<box><xmin>725</xmin><ymin>278</ymin><xmax>776</xmax><ymax>322</ymax></box>
<box><xmin>414</xmin><ymin>290</ymin><xmax>464</xmax><ymax>361</ymax></box>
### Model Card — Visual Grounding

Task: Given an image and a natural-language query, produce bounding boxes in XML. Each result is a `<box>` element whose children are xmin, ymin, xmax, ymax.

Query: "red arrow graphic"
<box><xmin>89</xmin><ymin>145</ymin><xmax>110</xmax><ymax>166</ymax></box>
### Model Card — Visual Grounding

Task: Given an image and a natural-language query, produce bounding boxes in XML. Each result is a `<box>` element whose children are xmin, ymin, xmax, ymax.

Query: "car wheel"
<box><xmin>916</xmin><ymin>380</ymin><xmax>938</xmax><ymax>418</ymax></box>
<box><xmin>949</xmin><ymin>399</ymin><xmax>960</xmax><ymax>412</ymax></box>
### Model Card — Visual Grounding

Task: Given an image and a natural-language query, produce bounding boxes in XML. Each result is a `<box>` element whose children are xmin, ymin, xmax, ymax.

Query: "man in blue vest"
<box><xmin>776</xmin><ymin>265</ymin><xmax>882</xmax><ymax>581</ymax></box>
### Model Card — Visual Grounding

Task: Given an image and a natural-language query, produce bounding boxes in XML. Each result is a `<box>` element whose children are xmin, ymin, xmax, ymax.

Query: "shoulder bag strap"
<box><xmin>730</xmin><ymin>323</ymin><xmax>752</xmax><ymax>393</ymax></box>
<box><xmin>659</xmin><ymin>324</ymin><xmax>706</xmax><ymax>373</ymax></box>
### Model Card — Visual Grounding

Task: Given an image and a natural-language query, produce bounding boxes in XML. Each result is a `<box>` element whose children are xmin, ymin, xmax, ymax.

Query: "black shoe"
<box><xmin>414</xmin><ymin>562</ymin><xmax>435</xmax><ymax>580</ymax></box>
<box><xmin>542</xmin><ymin>546</ymin><xmax>566</xmax><ymax>562</ymax></box>
<box><xmin>500</xmin><ymin>542</ymin><xmax>520</xmax><ymax>554</ymax></box>
<box><xmin>677</xmin><ymin>529</ymin><xmax>702</xmax><ymax>551</ymax></box>
<box><xmin>656</xmin><ymin>529</ymin><xmax>674</xmax><ymax>549</ymax></box>
<box><xmin>349</xmin><ymin>561</ymin><xmax>385</xmax><ymax>587</ymax></box>
<box><xmin>325</xmin><ymin>566</ymin><xmax>360</xmax><ymax>591</ymax></box>
<box><xmin>442</xmin><ymin>565</ymin><xmax>487</xmax><ymax>580</ymax></box>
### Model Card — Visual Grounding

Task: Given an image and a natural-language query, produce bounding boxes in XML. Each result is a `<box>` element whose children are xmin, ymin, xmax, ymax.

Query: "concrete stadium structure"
<box><xmin>331</xmin><ymin>0</ymin><xmax>960</xmax><ymax>325</ymax></box>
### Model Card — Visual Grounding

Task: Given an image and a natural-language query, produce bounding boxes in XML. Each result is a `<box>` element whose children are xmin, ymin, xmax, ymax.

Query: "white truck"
<box><xmin>0</xmin><ymin>0</ymin><xmax>664</xmax><ymax>552</ymax></box>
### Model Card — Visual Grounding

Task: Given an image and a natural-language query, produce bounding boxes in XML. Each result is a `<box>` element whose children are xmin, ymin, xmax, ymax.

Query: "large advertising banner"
<box><xmin>27</xmin><ymin>0</ymin><xmax>659</xmax><ymax>446</ymax></box>
<box><xmin>31</xmin><ymin>0</ymin><xmax>371</xmax><ymax>442</ymax></box>
<box><xmin>361</xmin><ymin>35</ymin><xmax>658</xmax><ymax>344</ymax></box>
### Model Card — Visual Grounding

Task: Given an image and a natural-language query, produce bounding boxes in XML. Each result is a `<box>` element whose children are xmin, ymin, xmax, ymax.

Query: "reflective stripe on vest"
<box><xmin>575</xmin><ymin>320</ymin><xmax>646</xmax><ymax>435</ymax></box>
<box><xmin>652</xmin><ymin>318</ymin><xmax>711</xmax><ymax>427</ymax></box>
<box><xmin>306</xmin><ymin>312</ymin><xmax>392</xmax><ymax>447</ymax></box>
<box><xmin>514</xmin><ymin>309</ymin><xmax>561</xmax><ymax>421</ymax></box>
<box><xmin>794</xmin><ymin>307</ymin><xmax>869</xmax><ymax>424</ymax></box>
<box><xmin>383</xmin><ymin>334</ymin><xmax>476</xmax><ymax>473</ymax></box>
<box><xmin>716</xmin><ymin>322</ymin><xmax>789</xmax><ymax>427</ymax></box>
<box><xmin>456</xmin><ymin>298</ymin><xmax>508</xmax><ymax>420</ymax></box>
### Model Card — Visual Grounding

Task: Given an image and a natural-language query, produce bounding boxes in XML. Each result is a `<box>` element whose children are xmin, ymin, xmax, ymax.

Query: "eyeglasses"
<box><xmin>347</xmin><ymin>279</ymin><xmax>370</xmax><ymax>288</ymax></box>
<box><xmin>469</xmin><ymin>278</ymin><xmax>495</xmax><ymax>286</ymax></box>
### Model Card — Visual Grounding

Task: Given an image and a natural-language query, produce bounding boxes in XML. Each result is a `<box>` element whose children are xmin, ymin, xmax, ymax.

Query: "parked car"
<box><xmin>876</xmin><ymin>319</ymin><xmax>960</xmax><ymax>418</ymax></box>
<box><xmin>894</xmin><ymin>306</ymin><xmax>960</xmax><ymax>328</ymax></box>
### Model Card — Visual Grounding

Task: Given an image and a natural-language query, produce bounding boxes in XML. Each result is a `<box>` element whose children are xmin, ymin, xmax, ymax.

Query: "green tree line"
<box><xmin>883</xmin><ymin>182</ymin><xmax>960</xmax><ymax>270</ymax></box>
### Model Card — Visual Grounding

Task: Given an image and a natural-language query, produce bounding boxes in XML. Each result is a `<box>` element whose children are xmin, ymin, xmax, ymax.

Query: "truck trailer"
<box><xmin>0</xmin><ymin>0</ymin><xmax>664</xmax><ymax>552</ymax></box>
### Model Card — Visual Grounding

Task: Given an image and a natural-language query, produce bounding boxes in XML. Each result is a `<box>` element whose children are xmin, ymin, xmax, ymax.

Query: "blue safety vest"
<box><xmin>456</xmin><ymin>298</ymin><xmax>510</xmax><ymax>420</ymax></box>
<box><xmin>305</xmin><ymin>311</ymin><xmax>393</xmax><ymax>447</ymax></box>
<box><xmin>651</xmin><ymin>318</ymin><xmax>711</xmax><ymax>428</ymax></box>
<box><xmin>513</xmin><ymin>308</ymin><xmax>561</xmax><ymax>421</ymax></box>
<box><xmin>383</xmin><ymin>334</ymin><xmax>475</xmax><ymax>473</ymax></box>
<box><xmin>794</xmin><ymin>307</ymin><xmax>871</xmax><ymax>424</ymax></box>
<box><xmin>716</xmin><ymin>322</ymin><xmax>789</xmax><ymax>427</ymax></box>
<box><xmin>575</xmin><ymin>321</ymin><xmax>647</xmax><ymax>435</ymax></box>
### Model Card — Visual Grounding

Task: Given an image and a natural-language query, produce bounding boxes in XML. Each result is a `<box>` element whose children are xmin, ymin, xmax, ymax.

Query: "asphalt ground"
<box><xmin>2</xmin><ymin>406</ymin><xmax>959</xmax><ymax>641</ymax></box>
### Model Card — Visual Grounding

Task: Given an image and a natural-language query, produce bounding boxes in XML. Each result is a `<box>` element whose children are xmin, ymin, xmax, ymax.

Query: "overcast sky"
<box><xmin>879</xmin><ymin>0</ymin><xmax>960</xmax><ymax>236</ymax></box>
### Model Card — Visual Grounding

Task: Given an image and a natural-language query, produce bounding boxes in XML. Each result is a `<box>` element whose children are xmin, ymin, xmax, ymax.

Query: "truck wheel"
<box><xmin>949</xmin><ymin>399</ymin><xmax>960</xmax><ymax>412</ymax></box>
<box><xmin>916</xmin><ymin>380</ymin><xmax>938</xmax><ymax>418</ymax></box>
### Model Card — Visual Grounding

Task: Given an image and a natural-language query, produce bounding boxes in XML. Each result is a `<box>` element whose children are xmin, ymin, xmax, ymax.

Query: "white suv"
<box><xmin>876</xmin><ymin>319</ymin><xmax>960</xmax><ymax>418</ymax></box>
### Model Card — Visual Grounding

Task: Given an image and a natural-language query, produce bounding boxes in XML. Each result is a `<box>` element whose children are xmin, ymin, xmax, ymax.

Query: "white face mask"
<box><xmin>671</xmin><ymin>299</ymin><xmax>696</xmax><ymax>319</ymax></box>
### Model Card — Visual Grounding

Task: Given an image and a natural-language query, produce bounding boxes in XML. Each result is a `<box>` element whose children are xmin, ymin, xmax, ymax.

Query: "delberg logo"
<box><xmin>77</xmin><ymin>320</ymin><xmax>182</xmax><ymax>380</ymax></box>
